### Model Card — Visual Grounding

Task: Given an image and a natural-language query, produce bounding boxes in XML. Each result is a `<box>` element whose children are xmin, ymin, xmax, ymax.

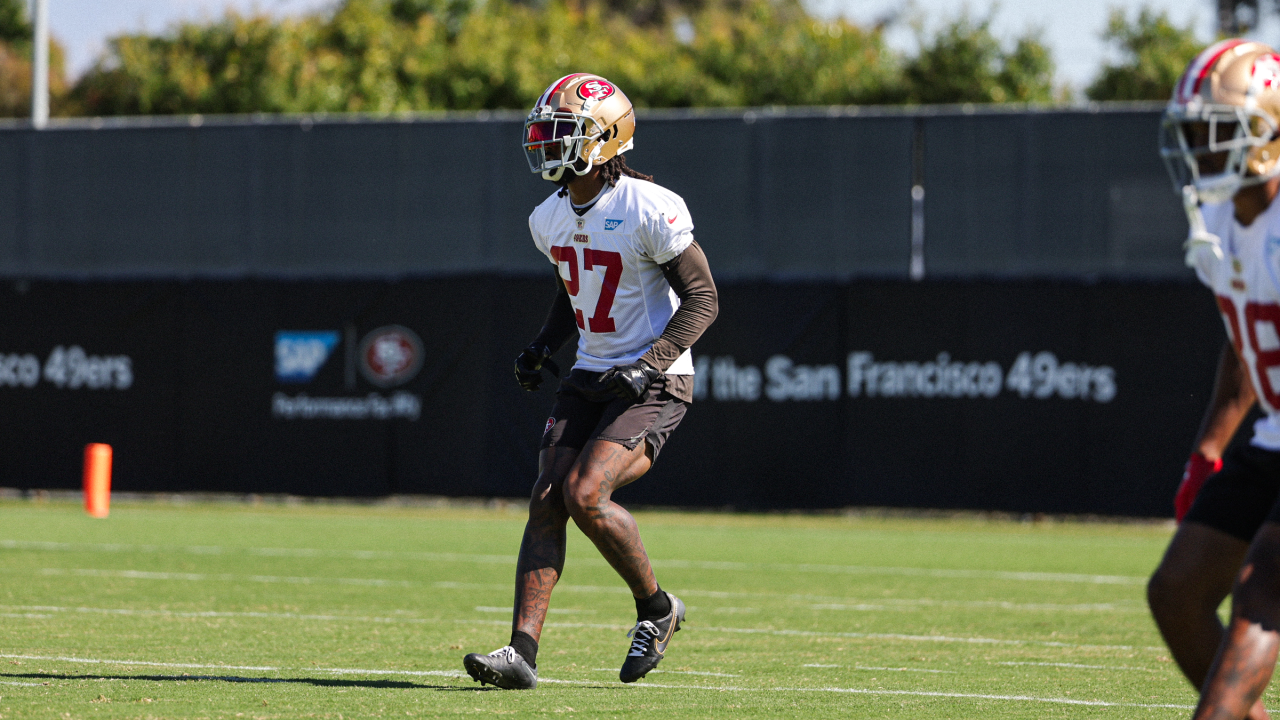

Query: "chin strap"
<box><xmin>1182</xmin><ymin>184</ymin><xmax>1224</xmax><ymax>268</ymax></box>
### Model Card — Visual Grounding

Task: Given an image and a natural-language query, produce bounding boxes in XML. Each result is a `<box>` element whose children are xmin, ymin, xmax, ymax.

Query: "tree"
<box><xmin>0</xmin><ymin>0</ymin><xmax>29</xmax><ymax>45</ymax></box>
<box><xmin>901</xmin><ymin>12</ymin><xmax>1055</xmax><ymax>104</ymax></box>
<box><xmin>1086</xmin><ymin>6</ymin><xmax>1205</xmax><ymax>101</ymax></box>
<box><xmin>66</xmin><ymin>0</ymin><xmax>1065</xmax><ymax>115</ymax></box>
<box><xmin>0</xmin><ymin>0</ymin><xmax>67</xmax><ymax>117</ymax></box>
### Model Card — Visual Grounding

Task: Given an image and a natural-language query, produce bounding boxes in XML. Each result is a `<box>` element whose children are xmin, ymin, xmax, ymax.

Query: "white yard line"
<box><xmin>0</xmin><ymin>654</ymin><xmax>281</xmax><ymax>671</ymax></box>
<box><xmin>781</xmin><ymin>687</ymin><xmax>1192</xmax><ymax>709</ymax></box>
<box><xmin>998</xmin><ymin>661</ymin><xmax>1163</xmax><ymax>673</ymax></box>
<box><xmin>3</xmin><ymin>539</ymin><xmax>1146</xmax><ymax>585</ymax></box>
<box><xmin>815</xmin><ymin>600</ymin><xmax>1143</xmax><ymax>612</ymax></box>
<box><xmin>0</xmin><ymin>652</ymin><xmax>1192</xmax><ymax>709</ymax></box>
<box><xmin>795</xmin><ymin>664</ymin><xmax>955</xmax><ymax>674</ymax></box>
<box><xmin>40</xmin><ymin>568</ymin><xmax>416</xmax><ymax>587</ymax></box>
<box><xmin>0</xmin><ymin>604</ymin><xmax>438</xmax><ymax>625</ymax></box>
<box><xmin>29</xmin><ymin>566</ymin><xmax>1144</xmax><ymax>615</ymax></box>
<box><xmin>0</xmin><ymin>603</ymin><xmax>1164</xmax><ymax>654</ymax></box>
<box><xmin>852</xmin><ymin>665</ymin><xmax>957</xmax><ymax>674</ymax></box>
<box><xmin>668</xmin><ymin>624</ymin><xmax>1165</xmax><ymax>653</ymax></box>
<box><xmin>473</xmin><ymin>606</ymin><xmax>592</xmax><ymax>615</ymax></box>
<box><xmin>591</xmin><ymin>668</ymin><xmax>740</xmax><ymax>677</ymax></box>
<box><xmin>463</xmin><ymin>619</ymin><xmax>1167</xmax><ymax>653</ymax></box>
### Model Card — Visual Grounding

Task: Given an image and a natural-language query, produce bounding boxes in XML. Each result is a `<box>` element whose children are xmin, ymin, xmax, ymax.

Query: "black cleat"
<box><xmin>619</xmin><ymin>592</ymin><xmax>685</xmax><ymax>683</ymax></box>
<box><xmin>462</xmin><ymin>646</ymin><xmax>538</xmax><ymax>689</ymax></box>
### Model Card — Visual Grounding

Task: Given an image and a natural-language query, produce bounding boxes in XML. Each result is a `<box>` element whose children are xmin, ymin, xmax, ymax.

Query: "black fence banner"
<box><xmin>0</xmin><ymin>277</ymin><xmax>1224</xmax><ymax>516</ymax></box>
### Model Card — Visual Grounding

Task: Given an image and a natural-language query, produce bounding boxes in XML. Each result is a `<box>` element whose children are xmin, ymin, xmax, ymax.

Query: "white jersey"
<box><xmin>1194</xmin><ymin>198</ymin><xmax>1280</xmax><ymax>449</ymax></box>
<box><xmin>529</xmin><ymin>176</ymin><xmax>696</xmax><ymax>374</ymax></box>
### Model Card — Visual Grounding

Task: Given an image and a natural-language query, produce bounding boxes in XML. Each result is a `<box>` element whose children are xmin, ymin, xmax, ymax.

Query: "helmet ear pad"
<box><xmin>1247</xmin><ymin>134</ymin><xmax>1280</xmax><ymax>177</ymax></box>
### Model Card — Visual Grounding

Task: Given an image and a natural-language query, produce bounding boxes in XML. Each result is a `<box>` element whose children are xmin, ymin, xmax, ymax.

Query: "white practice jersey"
<box><xmin>1194</xmin><ymin>198</ymin><xmax>1280</xmax><ymax>449</ymax></box>
<box><xmin>529</xmin><ymin>176</ymin><xmax>696</xmax><ymax>374</ymax></box>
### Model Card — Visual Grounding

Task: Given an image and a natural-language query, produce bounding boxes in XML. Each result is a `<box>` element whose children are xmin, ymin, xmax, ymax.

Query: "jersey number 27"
<box><xmin>550</xmin><ymin>246</ymin><xmax>622</xmax><ymax>333</ymax></box>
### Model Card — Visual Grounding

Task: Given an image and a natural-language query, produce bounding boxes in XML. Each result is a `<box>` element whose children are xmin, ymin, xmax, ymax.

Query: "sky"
<box><xmin>47</xmin><ymin>0</ymin><xmax>1220</xmax><ymax>92</ymax></box>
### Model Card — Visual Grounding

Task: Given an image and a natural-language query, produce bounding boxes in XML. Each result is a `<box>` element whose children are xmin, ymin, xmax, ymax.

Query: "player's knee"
<box><xmin>528</xmin><ymin>490</ymin><xmax>561</xmax><ymax>522</ymax></box>
<box><xmin>1149</xmin><ymin>558</ymin><xmax>1223</xmax><ymax>618</ymax></box>
<box><xmin>561</xmin><ymin>475</ymin><xmax>602</xmax><ymax>522</ymax></box>
<box><xmin>528</xmin><ymin>475</ymin><xmax>568</xmax><ymax>521</ymax></box>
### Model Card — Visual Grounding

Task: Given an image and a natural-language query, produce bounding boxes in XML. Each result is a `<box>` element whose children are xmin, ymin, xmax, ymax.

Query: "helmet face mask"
<box><xmin>1161</xmin><ymin>104</ymin><xmax>1277</xmax><ymax>204</ymax></box>
<box><xmin>523</xmin><ymin>74</ymin><xmax>635</xmax><ymax>182</ymax></box>
<box><xmin>1163</xmin><ymin>40</ymin><xmax>1280</xmax><ymax>204</ymax></box>
<box><xmin>524</xmin><ymin>110</ymin><xmax>596</xmax><ymax>180</ymax></box>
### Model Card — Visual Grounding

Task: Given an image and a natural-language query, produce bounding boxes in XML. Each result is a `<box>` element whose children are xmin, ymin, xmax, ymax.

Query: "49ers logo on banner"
<box><xmin>359</xmin><ymin>325</ymin><xmax>424</xmax><ymax>388</ymax></box>
<box><xmin>577</xmin><ymin>80</ymin><xmax>615</xmax><ymax>102</ymax></box>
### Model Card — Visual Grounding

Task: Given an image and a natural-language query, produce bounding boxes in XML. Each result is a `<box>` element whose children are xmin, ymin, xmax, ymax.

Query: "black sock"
<box><xmin>635</xmin><ymin>586</ymin><xmax>672</xmax><ymax>621</ymax></box>
<box><xmin>509</xmin><ymin>630</ymin><xmax>538</xmax><ymax>668</ymax></box>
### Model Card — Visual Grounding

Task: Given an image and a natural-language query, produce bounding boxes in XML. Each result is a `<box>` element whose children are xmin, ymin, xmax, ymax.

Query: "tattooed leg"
<box><xmin>561</xmin><ymin>439</ymin><xmax>658</xmax><ymax>599</ymax></box>
<box><xmin>511</xmin><ymin>446</ymin><xmax>578</xmax><ymax>642</ymax></box>
<box><xmin>1194</xmin><ymin>524</ymin><xmax>1280</xmax><ymax>720</ymax></box>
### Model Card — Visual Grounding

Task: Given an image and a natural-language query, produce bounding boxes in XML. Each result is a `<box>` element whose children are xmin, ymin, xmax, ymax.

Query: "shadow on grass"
<box><xmin>0</xmin><ymin>671</ymin><xmax>497</xmax><ymax>691</ymax></box>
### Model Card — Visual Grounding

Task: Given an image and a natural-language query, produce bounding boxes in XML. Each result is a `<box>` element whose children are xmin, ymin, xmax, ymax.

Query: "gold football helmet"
<box><xmin>1161</xmin><ymin>39</ymin><xmax>1280</xmax><ymax>204</ymax></box>
<box><xmin>523</xmin><ymin>73</ymin><xmax>636</xmax><ymax>182</ymax></box>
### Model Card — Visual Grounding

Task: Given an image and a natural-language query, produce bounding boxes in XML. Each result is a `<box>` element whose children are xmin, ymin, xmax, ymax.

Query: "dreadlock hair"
<box><xmin>556</xmin><ymin>154</ymin><xmax>654</xmax><ymax>197</ymax></box>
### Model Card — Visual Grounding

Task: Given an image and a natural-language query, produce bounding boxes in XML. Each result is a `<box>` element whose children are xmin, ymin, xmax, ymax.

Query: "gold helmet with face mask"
<box><xmin>523</xmin><ymin>74</ymin><xmax>636</xmax><ymax>182</ymax></box>
<box><xmin>1161</xmin><ymin>39</ymin><xmax>1280</xmax><ymax>204</ymax></box>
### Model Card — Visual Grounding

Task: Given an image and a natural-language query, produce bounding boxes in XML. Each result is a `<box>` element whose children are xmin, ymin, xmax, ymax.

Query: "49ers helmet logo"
<box><xmin>1255</xmin><ymin>53</ymin><xmax>1280</xmax><ymax>93</ymax></box>
<box><xmin>577</xmin><ymin>80</ymin><xmax>615</xmax><ymax>101</ymax></box>
<box><xmin>358</xmin><ymin>325</ymin><xmax>424</xmax><ymax>388</ymax></box>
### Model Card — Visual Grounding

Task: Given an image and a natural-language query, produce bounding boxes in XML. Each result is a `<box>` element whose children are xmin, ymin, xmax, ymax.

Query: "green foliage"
<box><xmin>0</xmin><ymin>0</ymin><xmax>69</xmax><ymax>117</ymax></box>
<box><xmin>0</xmin><ymin>0</ymin><xmax>29</xmax><ymax>46</ymax></box>
<box><xmin>1086</xmin><ymin>6</ymin><xmax>1205</xmax><ymax>101</ymax></box>
<box><xmin>66</xmin><ymin>0</ymin><xmax>1060</xmax><ymax>115</ymax></box>
<box><xmin>902</xmin><ymin>13</ymin><xmax>1054</xmax><ymax>104</ymax></box>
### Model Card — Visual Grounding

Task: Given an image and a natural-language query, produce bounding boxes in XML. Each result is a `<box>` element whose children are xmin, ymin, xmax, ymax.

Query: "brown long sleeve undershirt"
<box><xmin>530</xmin><ymin>240</ymin><xmax>719</xmax><ymax>402</ymax></box>
<box><xmin>531</xmin><ymin>274</ymin><xmax>579</xmax><ymax>354</ymax></box>
<box><xmin>641</xmin><ymin>240</ymin><xmax>719</xmax><ymax>402</ymax></box>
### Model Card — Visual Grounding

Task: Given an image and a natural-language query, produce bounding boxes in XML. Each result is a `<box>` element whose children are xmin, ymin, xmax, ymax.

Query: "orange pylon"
<box><xmin>83</xmin><ymin>444</ymin><xmax>112</xmax><ymax>518</ymax></box>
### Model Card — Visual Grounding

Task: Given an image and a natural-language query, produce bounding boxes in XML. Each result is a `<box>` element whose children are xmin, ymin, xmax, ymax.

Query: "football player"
<box><xmin>461</xmin><ymin>74</ymin><xmax>718</xmax><ymax>689</ymax></box>
<box><xmin>1149</xmin><ymin>40</ymin><xmax>1280</xmax><ymax>720</ymax></box>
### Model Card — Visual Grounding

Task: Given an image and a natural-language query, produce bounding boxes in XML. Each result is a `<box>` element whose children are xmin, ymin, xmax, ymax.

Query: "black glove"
<box><xmin>601</xmin><ymin>361</ymin><xmax>662</xmax><ymax>402</ymax></box>
<box><xmin>514</xmin><ymin>344</ymin><xmax>560</xmax><ymax>391</ymax></box>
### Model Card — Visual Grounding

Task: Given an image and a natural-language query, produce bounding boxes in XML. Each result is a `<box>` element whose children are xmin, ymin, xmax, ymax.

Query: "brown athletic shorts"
<box><xmin>1184</xmin><ymin>442</ymin><xmax>1280</xmax><ymax>542</ymax></box>
<box><xmin>539</xmin><ymin>369</ymin><xmax>687</xmax><ymax>461</ymax></box>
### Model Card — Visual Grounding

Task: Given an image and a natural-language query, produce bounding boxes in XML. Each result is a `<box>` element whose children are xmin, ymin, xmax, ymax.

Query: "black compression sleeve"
<box><xmin>641</xmin><ymin>240</ymin><xmax>719</xmax><ymax>372</ymax></box>
<box><xmin>531</xmin><ymin>271</ymin><xmax>579</xmax><ymax>353</ymax></box>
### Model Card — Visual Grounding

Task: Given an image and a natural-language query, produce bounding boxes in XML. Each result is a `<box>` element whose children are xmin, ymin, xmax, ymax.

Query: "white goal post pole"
<box><xmin>31</xmin><ymin>0</ymin><xmax>49</xmax><ymax>129</ymax></box>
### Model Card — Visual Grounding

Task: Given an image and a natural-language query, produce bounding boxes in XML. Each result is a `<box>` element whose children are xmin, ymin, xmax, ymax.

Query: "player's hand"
<box><xmin>601</xmin><ymin>361</ymin><xmax>661</xmax><ymax>403</ymax></box>
<box><xmin>514</xmin><ymin>344</ymin><xmax>559</xmax><ymax>391</ymax></box>
<box><xmin>1175</xmin><ymin>451</ymin><xmax>1223</xmax><ymax>522</ymax></box>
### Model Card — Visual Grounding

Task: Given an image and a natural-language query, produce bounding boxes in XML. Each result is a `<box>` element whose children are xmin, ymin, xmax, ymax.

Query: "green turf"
<box><xmin>0</xmin><ymin>498</ymin><xmax>1236</xmax><ymax>717</ymax></box>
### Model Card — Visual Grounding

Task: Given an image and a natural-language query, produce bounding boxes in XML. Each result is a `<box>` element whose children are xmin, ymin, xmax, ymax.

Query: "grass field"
<box><xmin>0</xmin><ymin>498</ymin><xmax>1244</xmax><ymax>718</ymax></box>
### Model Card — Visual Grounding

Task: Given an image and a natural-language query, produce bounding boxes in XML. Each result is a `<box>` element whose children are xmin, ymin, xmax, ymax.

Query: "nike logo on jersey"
<box><xmin>666</xmin><ymin>214</ymin><xmax>678</xmax><ymax>225</ymax></box>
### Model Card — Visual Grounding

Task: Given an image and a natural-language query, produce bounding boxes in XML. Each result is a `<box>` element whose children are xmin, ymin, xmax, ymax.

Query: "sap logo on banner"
<box><xmin>275</xmin><ymin>331</ymin><xmax>339</xmax><ymax>383</ymax></box>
